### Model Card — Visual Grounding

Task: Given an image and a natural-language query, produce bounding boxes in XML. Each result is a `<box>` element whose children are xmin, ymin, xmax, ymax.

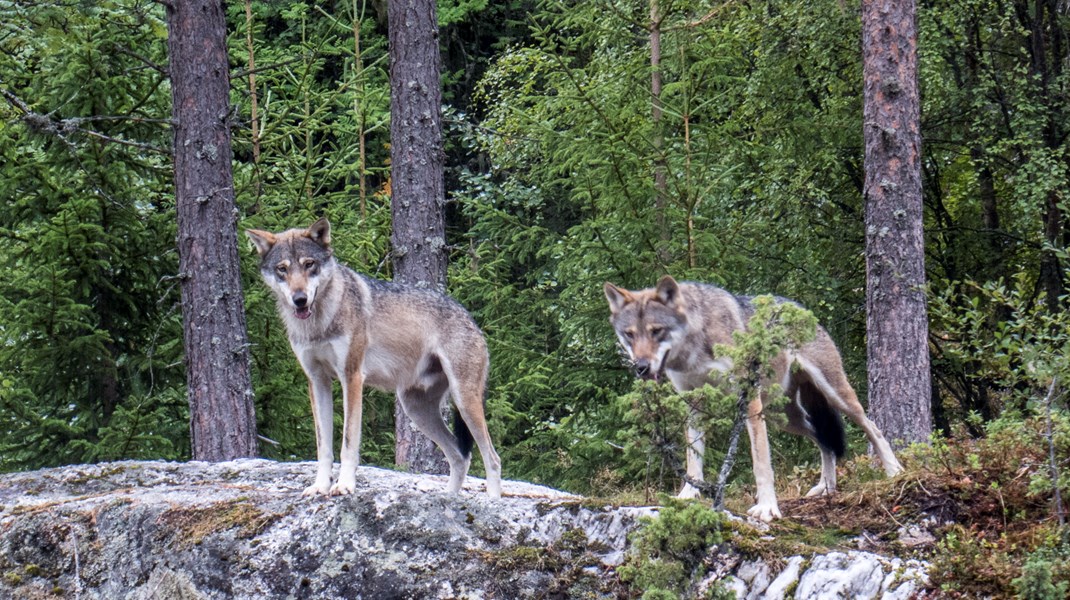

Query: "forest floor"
<box><xmin>716</xmin><ymin>417</ymin><xmax>1070</xmax><ymax>598</ymax></box>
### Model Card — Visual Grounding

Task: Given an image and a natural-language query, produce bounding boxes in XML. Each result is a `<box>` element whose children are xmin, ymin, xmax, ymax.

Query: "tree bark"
<box><xmin>167</xmin><ymin>0</ymin><xmax>258</xmax><ymax>460</ymax></box>
<box><xmin>388</xmin><ymin>0</ymin><xmax>450</xmax><ymax>474</ymax></box>
<box><xmin>862</xmin><ymin>0</ymin><xmax>932</xmax><ymax>448</ymax></box>
<box><xmin>1023</xmin><ymin>0</ymin><xmax>1067</xmax><ymax>313</ymax></box>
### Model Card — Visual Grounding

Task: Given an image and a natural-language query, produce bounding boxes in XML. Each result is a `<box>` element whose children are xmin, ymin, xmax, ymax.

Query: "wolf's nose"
<box><xmin>635</xmin><ymin>359</ymin><xmax>653</xmax><ymax>380</ymax></box>
<box><xmin>292</xmin><ymin>291</ymin><xmax>308</xmax><ymax>308</ymax></box>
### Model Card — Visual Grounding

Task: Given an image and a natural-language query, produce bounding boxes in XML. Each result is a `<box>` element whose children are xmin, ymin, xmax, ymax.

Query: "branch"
<box><xmin>665</xmin><ymin>0</ymin><xmax>736</xmax><ymax>32</ymax></box>
<box><xmin>712</xmin><ymin>387</ymin><xmax>749</xmax><ymax>510</ymax></box>
<box><xmin>114</xmin><ymin>45</ymin><xmax>169</xmax><ymax>77</ymax></box>
<box><xmin>230</xmin><ymin>54</ymin><xmax>312</xmax><ymax>80</ymax></box>
<box><xmin>1</xmin><ymin>86</ymin><xmax>77</xmax><ymax>150</ymax></box>
<box><xmin>0</xmin><ymin>86</ymin><xmax>169</xmax><ymax>154</ymax></box>
<box><xmin>1044</xmin><ymin>377</ymin><xmax>1064</xmax><ymax>527</ymax></box>
<box><xmin>76</xmin><ymin>128</ymin><xmax>169</xmax><ymax>154</ymax></box>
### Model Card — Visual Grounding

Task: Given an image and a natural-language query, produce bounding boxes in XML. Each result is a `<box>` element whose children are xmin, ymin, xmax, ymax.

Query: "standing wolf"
<box><xmin>246</xmin><ymin>219</ymin><xmax>502</xmax><ymax>498</ymax></box>
<box><xmin>604</xmin><ymin>276</ymin><xmax>902</xmax><ymax>521</ymax></box>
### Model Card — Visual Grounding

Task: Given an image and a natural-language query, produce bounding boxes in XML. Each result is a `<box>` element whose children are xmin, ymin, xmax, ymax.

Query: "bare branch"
<box><xmin>230</xmin><ymin>54</ymin><xmax>312</xmax><ymax>80</ymax></box>
<box><xmin>1044</xmin><ymin>377</ymin><xmax>1065</xmax><ymax>527</ymax></box>
<box><xmin>0</xmin><ymin>86</ymin><xmax>169</xmax><ymax>154</ymax></box>
<box><xmin>711</xmin><ymin>387</ymin><xmax>749</xmax><ymax>510</ymax></box>
<box><xmin>76</xmin><ymin>128</ymin><xmax>169</xmax><ymax>154</ymax></box>
<box><xmin>114</xmin><ymin>45</ymin><xmax>169</xmax><ymax>77</ymax></box>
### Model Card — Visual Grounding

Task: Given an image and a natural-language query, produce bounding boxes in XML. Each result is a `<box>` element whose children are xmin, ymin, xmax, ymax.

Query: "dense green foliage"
<box><xmin>618</xmin><ymin>498</ymin><xmax>727</xmax><ymax>599</ymax></box>
<box><xmin>0</xmin><ymin>0</ymin><xmax>1067</xmax><ymax>524</ymax></box>
<box><xmin>0</xmin><ymin>1</ymin><xmax>185</xmax><ymax>466</ymax></box>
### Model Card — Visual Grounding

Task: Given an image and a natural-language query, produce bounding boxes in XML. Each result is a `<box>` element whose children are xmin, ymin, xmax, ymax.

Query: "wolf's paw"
<box><xmin>805</xmin><ymin>481</ymin><xmax>832</xmax><ymax>497</ymax></box>
<box><xmin>747</xmin><ymin>502</ymin><xmax>782</xmax><ymax>522</ymax></box>
<box><xmin>884</xmin><ymin>459</ymin><xmax>905</xmax><ymax>477</ymax></box>
<box><xmin>302</xmin><ymin>483</ymin><xmax>331</xmax><ymax>497</ymax></box>
<box><xmin>329</xmin><ymin>480</ymin><xmax>356</xmax><ymax>496</ymax></box>
<box><xmin>676</xmin><ymin>484</ymin><xmax>702</xmax><ymax>500</ymax></box>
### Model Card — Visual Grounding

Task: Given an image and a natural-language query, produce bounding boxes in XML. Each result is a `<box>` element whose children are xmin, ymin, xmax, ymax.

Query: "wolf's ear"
<box><xmin>308</xmin><ymin>218</ymin><xmax>331</xmax><ymax>248</ymax></box>
<box><xmin>245</xmin><ymin>229</ymin><xmax>277</xmax><ymax>257</ymax></box>
<box><xmin>604</xmin><ymin>282</ymin><xmax>633</xmax><ymax>314</ymax></box>
<box><xmin>655</xmin><ymin>275</ymin><xmax>681</xmax><ymax>306</ymax></box>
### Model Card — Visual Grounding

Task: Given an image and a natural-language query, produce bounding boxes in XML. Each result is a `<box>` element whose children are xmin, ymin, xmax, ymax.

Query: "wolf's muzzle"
<box><xmin>292</xmin><ymin>291</ymin><xmax>312</xmax><ymax>320</ymax></box>
<box><xmin>635</xmin><ymin>359</ymin><xmax>655</xmax><ymax>381</ymax></box>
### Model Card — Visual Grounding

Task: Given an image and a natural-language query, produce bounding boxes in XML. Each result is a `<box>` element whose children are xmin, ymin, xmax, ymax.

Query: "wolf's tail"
<box><xmin>453</xmin><ymin>410</ymin><xmax>475</xmax><ymax>459</ymax></box>
<box><xmin>793</xmin><ymin>369</ymin><xmax>846</xmax><ymax>458</ymax></box>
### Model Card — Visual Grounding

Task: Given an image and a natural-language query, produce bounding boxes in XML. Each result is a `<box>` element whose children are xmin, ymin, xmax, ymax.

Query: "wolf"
<box><xmin>604</xmin><ymin>275</ymin><xmax>902</xmax><ymax>521</ymax></box>
<box><xmin>246</xmin><ymin>218</ymin><xmax>502</xmax><ymax>498</ymax></box>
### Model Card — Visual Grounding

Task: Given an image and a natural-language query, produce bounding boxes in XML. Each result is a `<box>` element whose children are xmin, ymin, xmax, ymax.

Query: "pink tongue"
<box><xmin>295</xmin><ymin>307</ymin><xmax>311</xmax><ymax>320</ymax></box>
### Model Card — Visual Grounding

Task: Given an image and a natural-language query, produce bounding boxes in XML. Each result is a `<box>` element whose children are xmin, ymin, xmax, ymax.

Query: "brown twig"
<box><xmin>1043</xmin><ymin>377</ymin><xmax>1064</xmax><ymax>527</ymax></box>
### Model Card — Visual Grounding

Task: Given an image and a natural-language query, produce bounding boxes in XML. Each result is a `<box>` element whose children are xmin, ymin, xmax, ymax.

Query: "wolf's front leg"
<box><xmin>331</xmin><ymin>369</ymin><xmax>364</xmax><ymax>496</ymax></box>
<box><xmin>677</xmin><ymin>407</ymin><xmax>706</xmax><ymax>499</ymax></box>
<box><xmin>744</xmin><ymin>398</ymin><xmax>781</xmax><ymax>521</ymax></box>
<box><xmin>304</xmin><ymin>373</ymin><xmax>335</xmax><ymax>496</ymax></box>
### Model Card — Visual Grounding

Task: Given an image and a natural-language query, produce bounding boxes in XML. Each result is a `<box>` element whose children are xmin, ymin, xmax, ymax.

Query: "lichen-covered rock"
<box><xmin>0</xmin><ymin>460</ymin><xmax>654</xmax><ymax>599</ymax></box>
<box><xmin>0</xmin><ymin>460</ymin><xmax>929</xmax><ymax>599</ymax></box>
<box><xmin>794</xmin><ymin>551</ymin><xmax>928</xmax><ymax>600</ymax></box>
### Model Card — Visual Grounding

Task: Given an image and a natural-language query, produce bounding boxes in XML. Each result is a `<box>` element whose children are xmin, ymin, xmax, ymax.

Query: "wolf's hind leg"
<box><xmin>451</xmin><ymin>392</ymin><xmax>502</xmax><ymax>499</ymax></box>
<box><xmin>398</xmin><ymin>378</ymin><xmax>472</xmax><ymax>494</ymax></box>
<box><xmin>799</xmin><ymin>358</ymin><xmax>903</xmax><ymax>477</ymax></box>
<box><xmin>806</xmin><ymin>447</ymin><xmax>838</xmax><ymax>497</ymax></box>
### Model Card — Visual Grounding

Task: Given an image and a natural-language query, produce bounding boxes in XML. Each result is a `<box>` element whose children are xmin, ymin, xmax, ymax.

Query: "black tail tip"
<box><xmin>794</xmin><ymin>373</ymin><xmax>847</xmax><ymax>458</ymax></box>
<box><xmin>453</xmin><ymin>410</ymin><xmax>474</xmax><ymax>459</ymax></box>
<box><xmin>813</xmin><ymin>405</ymin><xmax>847</xmax><ymax>458</ymax></box>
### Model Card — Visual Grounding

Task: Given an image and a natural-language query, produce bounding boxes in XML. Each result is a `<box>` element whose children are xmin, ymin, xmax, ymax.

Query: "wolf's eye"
<box><xmin>275</xmin><ymin>264</ymin><xmax>287</xmax><ymax>275</ymax></box>
<box><xmin>304</xmin><ymin>260</ymin><xmax>316</xmax><ymax>271</ymax></box>
<box><xmin>623</xmin><ymin>330</ymin><xmax>635</xmax><ymax>341</ymax></box>
<box><xmin>650</xmin><ymin>326</ymin><xmax>665</xmax><ymax>338</ymax></box>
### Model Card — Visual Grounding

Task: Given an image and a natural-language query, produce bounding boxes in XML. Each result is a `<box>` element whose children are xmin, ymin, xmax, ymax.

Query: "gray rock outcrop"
<box><xmin>0</xmin><ymin>460</ymin><xmax>928</xmax><ymax>599</ymax></box>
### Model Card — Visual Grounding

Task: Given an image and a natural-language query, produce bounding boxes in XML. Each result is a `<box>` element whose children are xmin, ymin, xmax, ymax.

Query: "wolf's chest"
<box><xmin>290</xmin><ymin>335</ymin><xmax>352</xmax><ymax>381</ymax></box>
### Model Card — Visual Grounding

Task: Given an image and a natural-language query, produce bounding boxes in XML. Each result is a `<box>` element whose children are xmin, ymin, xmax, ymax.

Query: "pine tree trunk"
<box><xmin>167</xmin><ymin>0</ymin><xmax>258</xmax><ymax>461</ymax></box>
<box><xmin>388</xmin><ymin>0</ymin><xmax>450</xmax><ymax>474</ymax></box>
<box><xmin>861</xmin><ymin>0</ymin><xmax>932</xmax><ymax>448</ymax></box>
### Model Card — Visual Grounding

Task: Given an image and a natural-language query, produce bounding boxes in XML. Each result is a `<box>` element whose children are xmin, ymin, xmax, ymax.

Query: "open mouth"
<box><xmin>294</xmin><ymin>306</ymin><xmax>313</xmax><ymax>320</ymax></box>
<box><xmin>645</xmin><ymin>367</ymin><xmax>666</xmax><ymax>383</ymax></box>
<box><xmin>646</xmin><ymin>351</ymin><xmax>669</xmax><ymax>383</ymax></box>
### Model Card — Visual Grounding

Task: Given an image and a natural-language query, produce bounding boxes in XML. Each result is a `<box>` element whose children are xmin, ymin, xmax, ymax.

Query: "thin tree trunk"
<box><xmin>353</xmin><ymin>0</ymin><xmax>368</xmax><ymax>220</ymax></box>
<box><xmin>388</xmin><ymin>0</ymin><xmax>449</xmax><ymax>474</ymax></box>
<box><xmin>1021</xmin><ymin>0</ymin><xmax>1067</xmax><ymax>311</ymax></box>
<box><xmin>650</xmin><ymin>0</ymin><xmax>670</xmax><ymax>266</ymax></box>
<box><xmin>862</xmin><ymin>0</ymin><xmax>932</xmax><ymax>448</ymax></box>
<box><xmin>167</xmin><ymin>0</ymin><xmax>258</xmax><ymax>461</ymax></box>
<box><xmin>244</xmin><ymin>0</ymin><xmax>260</xmax><ymax>165</ymax></box>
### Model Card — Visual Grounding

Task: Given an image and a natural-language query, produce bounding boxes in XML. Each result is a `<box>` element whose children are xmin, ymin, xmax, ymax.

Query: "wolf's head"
<box><xmin>245</xmin><ymin>218</ymin><xmax>336</xmax><ymax>322</ymax></box>
<box><xmin>603</xmin><ymin>275</ymin><xmax>688</xmax><ymax>382</ymax></box>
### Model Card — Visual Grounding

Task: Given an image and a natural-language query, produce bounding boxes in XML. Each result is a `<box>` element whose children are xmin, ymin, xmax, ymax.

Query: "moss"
<box><xmin>3</xmin><ymin>571</ymin><xmax>21</xmax><ymax>586</ymax></box>
<box><xmin>485</xmin><ymin>544</ymin><xmax>562</xmax><ymax>572</ymax></box>
<box><xmin>156</xmin><ymin>501</ymin><xmax>279</xmax><ymax>548</ymax></box>
<box><xmin>64</xmin><ymin>465</ymin><xmax>128</xmax><ymax>486</ymax></box>
<box><xmin>728</xmin><ymin>517</ymin><xmax>854</xmax><ymax>565</ymax></box>
<box><xmin>481</xmin><ymin>527</ymin><xmax>614</xmax><ymax>597</ymax></box>
<box><xmin>22</xmin><ymin>564</ymin><xmax>41</xmax><ymax>577</ymax></box>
